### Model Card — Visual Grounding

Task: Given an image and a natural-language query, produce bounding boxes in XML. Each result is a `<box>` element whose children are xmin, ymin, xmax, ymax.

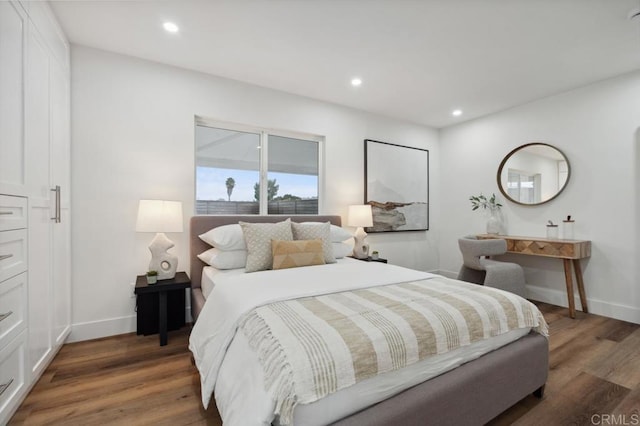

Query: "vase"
<box><xmin>486</xmin><ymin>209</ymin><xmax>501</xmax><ymax>235</ymax></box>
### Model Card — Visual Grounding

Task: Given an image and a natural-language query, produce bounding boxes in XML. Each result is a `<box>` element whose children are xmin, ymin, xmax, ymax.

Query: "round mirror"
<box><xmin>497</xmin><ymin>143</ymin><xmax>570</xmax><ymax>206</ymax></box>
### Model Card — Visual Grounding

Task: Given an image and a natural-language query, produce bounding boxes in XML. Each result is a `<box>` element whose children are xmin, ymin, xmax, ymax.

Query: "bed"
<box><xmin>189</xmin><ymin>215</ymin><xmax>548</xmax><ymax>426</ymax></box>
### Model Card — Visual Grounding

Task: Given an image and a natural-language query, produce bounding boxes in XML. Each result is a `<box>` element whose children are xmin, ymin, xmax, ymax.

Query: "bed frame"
<box><xmin>189</xmin><ymin>215</ymin><xmax>548</xmax><ymax>426</ymax></box>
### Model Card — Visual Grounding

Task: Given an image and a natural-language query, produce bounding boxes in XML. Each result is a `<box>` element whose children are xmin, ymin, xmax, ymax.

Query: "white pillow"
<box><xmin>291</xmin><ymin>222</ymin><xmax>336</xmax><ymax>264</ymax></box>
<box><xmin>332</xmin><ymin>242</ymin><xmax>352</xmax><ymax>259</ymax></box>
<box><xmin>302</xmin><ymin>222</ymin><xmax>352</xmax><ymax>243</ymax></box>
<box><xmin>330</xmin><ymin>225</ymin><xmax>352</xmax><ymax>243</ymax></box>
<box><xmin>199</xmin><ymin>224</ymin><xmax>246</xmax><ymax>251</ymax></box>
<box><xmin>197</xmin><ymin>248</ymin><xmax>247</xmax><ymax>270</ymax></box>
<box><xmin>240</xmin><ymin>219</ymin><xmax>293</xmax><ymax>273</ymax></box>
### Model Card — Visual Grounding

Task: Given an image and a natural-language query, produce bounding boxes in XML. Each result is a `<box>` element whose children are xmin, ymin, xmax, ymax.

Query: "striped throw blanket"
<box><xmin>240</xmin><ymin>276</ymin><xmax>548</xmax><ymax>425</ymax></box>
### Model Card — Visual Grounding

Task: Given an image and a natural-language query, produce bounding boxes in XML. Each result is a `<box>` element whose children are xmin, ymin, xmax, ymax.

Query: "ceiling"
<box><xmin>50</xmin><ymin>0</ymin><xmax>640</xmax><ymax>128</ymax></box>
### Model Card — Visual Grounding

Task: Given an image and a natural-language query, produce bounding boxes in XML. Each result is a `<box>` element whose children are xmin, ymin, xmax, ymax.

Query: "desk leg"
<box><xmin>563</xmin><ymin>259</ymin><xmax>576</xmax><ymax>319</ymax></box>
<box><xmin>159</xmin><ymin>291</ymin><xmax>167</xmax><ymax>346</ymax></box>
<box><xmin>573</xmin><ymin>259</ymin><xmax>589</xmax><ymax>314</ymax></box>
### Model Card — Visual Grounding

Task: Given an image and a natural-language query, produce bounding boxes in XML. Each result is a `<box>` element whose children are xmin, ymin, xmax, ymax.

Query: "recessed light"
<box><xmin>351</xmin><ymin>78</ymin><xmax>362</xmax><ymax>87</ymax></box>
<box><xmin>163</xmin><ymin>22</ymin><xmax>179</xmax><ymax>33</ymax></box>
<box><xmin>452</xmin><ymin>109</ymin><xmax>463</xmax><ymax>116</ymax></box>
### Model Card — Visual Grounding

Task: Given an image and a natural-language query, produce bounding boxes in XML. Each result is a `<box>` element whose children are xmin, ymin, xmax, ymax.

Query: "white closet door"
<box><xmin>0</xmin><ymin>1</ymin><xmax>26</xmax><ymax>195</ymax></box>
<box><xmin>25</xmin><ymin>25</ymin><xmax>52</xmax><ymax>375</ymax></box>
<box><xmin>50</xmin><ymin>62</ymin><xmax>71</xmax><ymax>346</ymax></box>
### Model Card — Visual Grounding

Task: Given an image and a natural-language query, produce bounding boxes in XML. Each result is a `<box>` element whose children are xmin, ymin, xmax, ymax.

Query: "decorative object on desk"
<box><xmin>497</xmin><ymin>143</ymin><xmax>570</xmax><ymax>206</ymax></box>
<box><xmin>146</xmin><ymin>270</ymin><xmax>158</xmax><ymax>284</ymax></box>
<box><xmin>563</xmin><ymin>215</ymin><xmax>575</xmax><ymax>240</ymax></box>
<box><xmin>546</xmin><ymin>220</ymin><xmax>559</xmax><ymax>239</ymax></box>
<box><xmin>136</xmin><ymin>200</ymin><xmax>184</xmax><ymax>280</ymax></box>
<box><xmin>348</xmin><ymin>205</ymin><xmax>373</xmax><ymax>259</ymax></box>
<box><xmin>371</xmin><ymin>250</ymin><xmax>379</xmax><ymax>260</ymax></box>
<box><xmin>365</xmin><ymin>139</ymin><xmax>429</xmax><ymax>232</ymax></box>
<box><xmin>469</xmin><ymin>193</ymin><xmax>502</xmax><ymax>235</ymax></box>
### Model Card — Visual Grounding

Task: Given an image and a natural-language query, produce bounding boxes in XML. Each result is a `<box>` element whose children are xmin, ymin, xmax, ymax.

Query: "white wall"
<box><xmin>439</xmin><ymin>70</ymin><xmax>640</xmax><ymax>324</ymax></box>
<box><xmin>69</xmin><ymin>46</ymin><xmax>440</xmax><ymax>341</ymax></box>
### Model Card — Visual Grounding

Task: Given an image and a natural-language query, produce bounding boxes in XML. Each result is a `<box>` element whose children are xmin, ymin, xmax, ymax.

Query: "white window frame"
<box><xmin>194</xmin><ymin>116</ymin><xmax>325</xmax><ymax>215</ymax></box>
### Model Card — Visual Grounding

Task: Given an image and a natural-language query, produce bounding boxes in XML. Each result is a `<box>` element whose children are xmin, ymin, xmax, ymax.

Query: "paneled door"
<box><xmin>49</xmin><ymin>62</ymin><xmax>71</xmax><ymax>347</ymax></box>
<box><xmin>25</xmin><ymin>22</ymin><xmax>52</xmax><ymax>376</ymax></box>
<box><xmin>0</xmin><ymin>1</ymin><xmax>26</xmax><ymax>196</ymax></box>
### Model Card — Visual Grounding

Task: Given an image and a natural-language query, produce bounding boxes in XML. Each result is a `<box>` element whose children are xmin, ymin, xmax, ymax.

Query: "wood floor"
<box><xmin>9</xmin><ymin>302</ymin><xmax>640</xmax><ymax>425</ymax></box>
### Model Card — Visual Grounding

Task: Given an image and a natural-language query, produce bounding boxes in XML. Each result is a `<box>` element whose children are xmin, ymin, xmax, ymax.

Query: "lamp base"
<box><xmin>352</xmin><ymin>227</ymin><xmax>370</xmax><ymax>259</ymax></box>
<box><xmin>148</xmin><ymin>232</ymin><xmax>178</xmax><ymax>280</ymax></box>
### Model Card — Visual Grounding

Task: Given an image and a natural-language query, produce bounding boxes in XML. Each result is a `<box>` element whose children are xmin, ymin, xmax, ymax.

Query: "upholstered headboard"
<box><xmin>189</xmin><ymin>215</ymin><xmax>342</xmax><ymax>290</ymax></box>
<box><xmin>189</xmin><ymin>215</ymin><xmax>343</xmax><ymax>321</ymax></box>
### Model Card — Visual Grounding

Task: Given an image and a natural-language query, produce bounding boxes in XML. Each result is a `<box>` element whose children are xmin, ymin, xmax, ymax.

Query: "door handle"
<box><xmin>0</xmin><ymin>379</ymin><xmax>14</xmax><ymax>397</ymax></box>
<box><xmin>51</xmin><ymin>185</ymin><xmax>61</xmax><ymax>223</ymax></box>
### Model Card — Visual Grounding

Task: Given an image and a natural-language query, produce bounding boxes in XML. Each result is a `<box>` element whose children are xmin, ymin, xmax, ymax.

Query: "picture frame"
<box><xmin>364</xmin><ymin>139</ymin><xmax>429</xmax><ymax>232</ymax></box>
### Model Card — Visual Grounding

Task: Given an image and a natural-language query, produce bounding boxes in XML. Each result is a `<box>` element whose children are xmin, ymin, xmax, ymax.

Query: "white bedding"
<box><xmin>201</xmin><ymin>266</ymin><xmax>246</xmax><ymax>299</ymax></box>
<box><xmin>190</xmin><ymin>260</ymin><xmax>531</xmax><ymax>426</ymax></box>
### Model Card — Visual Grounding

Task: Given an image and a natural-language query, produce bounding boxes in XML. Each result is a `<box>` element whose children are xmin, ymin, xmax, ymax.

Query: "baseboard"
<box><xmin>68</xmin><ymin>314</ymin><xmax>137</xmax><ymax>342</ymax></box>
<box><xmin>437</xmin><ymin>269</ymin><xmax>640</xmax><ymax>324</ymax></box>
<box><xmin>69</xmin><ymin>283</ymin><xmax>639</xmax><ymax>343</ymax></box>
<box><xmin>68</xmin><ymin>307</ymin><xmax>193</xmax><ymax>342</ymax></box>
<box><xmin>526</xmin><ymin>285</ymin><xmax>640</xmax><ymax>324</ymax></box>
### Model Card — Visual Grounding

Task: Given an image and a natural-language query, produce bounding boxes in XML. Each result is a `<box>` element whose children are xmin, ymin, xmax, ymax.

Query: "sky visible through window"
<box><xmin>196</xmin><ymin>167</ymin><xmax>318</xmax><ymax>201</ymax></box>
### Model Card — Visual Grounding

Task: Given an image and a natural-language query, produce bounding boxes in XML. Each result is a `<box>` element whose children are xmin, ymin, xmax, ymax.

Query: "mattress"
<box><xmin>190</xmin><ymin>261</ymin><xmax>541</xmax><ymax>426</ymax></box>
<box><xmin>201</xmin><ymin>257</ymin><xmax>358</xmax><ymax>299</ymax></box>
<box><xmin>201</xmin><ymin>266</ymin><xmax>246</xmax><ymax>299</ymax></box>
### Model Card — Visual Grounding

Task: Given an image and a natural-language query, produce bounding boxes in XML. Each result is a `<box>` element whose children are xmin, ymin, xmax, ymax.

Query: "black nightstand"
<box><xmin>349</xmin><ymin>256</ymin><xmax>388</xmax><ymax>264</ymax></box>
<box><xmin>134</xmin><ymin>271</ymin><xmax>191</xmax><ymax>346</ymax></box>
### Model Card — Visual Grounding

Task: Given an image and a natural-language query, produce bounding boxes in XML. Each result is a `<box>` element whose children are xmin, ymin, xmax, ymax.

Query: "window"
<box><xmin>195</xmin><ymin>118</ymin><xmax>322</xmax><ymax>215</ymax></box>
<box><xmin>507</xmin><ymin>170</ymin><xmax>540</xmax><ymax>204</ymax></box>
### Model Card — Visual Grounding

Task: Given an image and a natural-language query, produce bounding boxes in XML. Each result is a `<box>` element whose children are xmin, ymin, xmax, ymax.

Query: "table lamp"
<box><xmin>136</xmin><ymin>200</ymin><xmax>183</xmax><ymax>280</ymax></box>
<box><xmin>348</xmin><ymin>204</ymin><xmax>373</xmax><ymax>259</ymax></box>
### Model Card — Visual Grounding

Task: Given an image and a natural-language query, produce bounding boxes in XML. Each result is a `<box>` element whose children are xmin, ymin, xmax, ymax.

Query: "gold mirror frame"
<box><xmin>497</xmin><ymin>143</ymin><xmax>570</xmax><ymax>206</ymax></box>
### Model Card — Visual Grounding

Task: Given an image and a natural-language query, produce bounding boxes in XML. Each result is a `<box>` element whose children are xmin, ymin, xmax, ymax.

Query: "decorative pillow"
<box><xmin>197</xmin><ymin>248</ymin><xmax>247</xmax><ymax>270</ymax></box>
<box><xmin>272</xmin><ymin>239</ymin><xmax>325</xmax><ymax>270</ymax></box>
<box><xmin>199</xmin><ymin>224</ymin><xmax>246</xmax><ymax>251</ymax></box>
<box><xmin>291</xmin><ymin>222</ymin><xmax>336</xmax><ymax>264</ymax></box>
<box><xmin>332</xmin><ymin>242</ymin><xmax>352</xmax><ymax>259</ymax></box>
<box><xmin>240</xmin><ymin>219</ymin><xmax>293</xmax><ymax>273</ymax></box>
<box><xmin>302</xmin><ymin>222</ymin><xmax>352</xmax><ymax>243</ymax></box>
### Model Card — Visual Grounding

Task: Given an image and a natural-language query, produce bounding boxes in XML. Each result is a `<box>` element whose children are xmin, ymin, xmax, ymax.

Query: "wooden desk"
<box><xmin>477</xmin><ymin>235</ymin><xmax>591</xmax><ymax>319</ymax></box>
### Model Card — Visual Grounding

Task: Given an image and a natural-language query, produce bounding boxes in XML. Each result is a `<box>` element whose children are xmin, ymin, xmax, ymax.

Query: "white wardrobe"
<box><xmin>0</xmin><ymin>1</ymin><xmax>71</xmax><ymax>423</ymax></box>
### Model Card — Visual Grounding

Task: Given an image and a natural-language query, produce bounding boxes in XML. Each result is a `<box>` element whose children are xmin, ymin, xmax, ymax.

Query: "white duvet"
<box><xmin>189</xmin><ymin>260</ymin><xmax>529</xmax><ymax>426</ymax></box>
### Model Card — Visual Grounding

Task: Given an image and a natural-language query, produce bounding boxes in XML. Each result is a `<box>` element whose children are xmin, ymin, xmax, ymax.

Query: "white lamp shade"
<box><xmin>136</xmin><ymin>200</ymin><xmax>184</xmax><ymax>233</ymax></box>
<box><xmin>347</xmin><ymin>205</ymin><xmax>373</xmax><ymax>227</ymax></box>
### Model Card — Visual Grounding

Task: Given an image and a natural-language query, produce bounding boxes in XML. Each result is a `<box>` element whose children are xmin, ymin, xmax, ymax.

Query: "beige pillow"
<box><xmin>240</xmin><ymin>219</ymin><xmax>293</xmax><ymax>272</ymax></box>
<box><xmin>291</xmin><ymin>221</ymin><xmax>336</xmax><ymax>264</ymax></box>
<box><xmin>272</xmin><ymin>239</ymin><xmax>326</xmax><ymax>270</ymax></box>
<box><xmin>301</xmin><ymin>222</ymin><xmax>352</xmax><ymax>242</ymax></box>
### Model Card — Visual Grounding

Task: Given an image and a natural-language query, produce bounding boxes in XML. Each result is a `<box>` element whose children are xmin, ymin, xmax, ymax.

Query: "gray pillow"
<box><xmin>240</xmin><ymin>219</ymin><xmax>293</xmax><ymax>272</ymax></box>
<box><xmin>291</xmin><ymin>221</ymin><xmax>336</xmax><ymax>264</ymax></box>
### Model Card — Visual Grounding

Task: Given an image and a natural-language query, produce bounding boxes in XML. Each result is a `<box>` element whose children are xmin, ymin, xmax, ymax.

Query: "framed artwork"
<box><xmin>364</xmin><ymin>139</ymin><xmax>429</xmax><ymax>232</ymax></box>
